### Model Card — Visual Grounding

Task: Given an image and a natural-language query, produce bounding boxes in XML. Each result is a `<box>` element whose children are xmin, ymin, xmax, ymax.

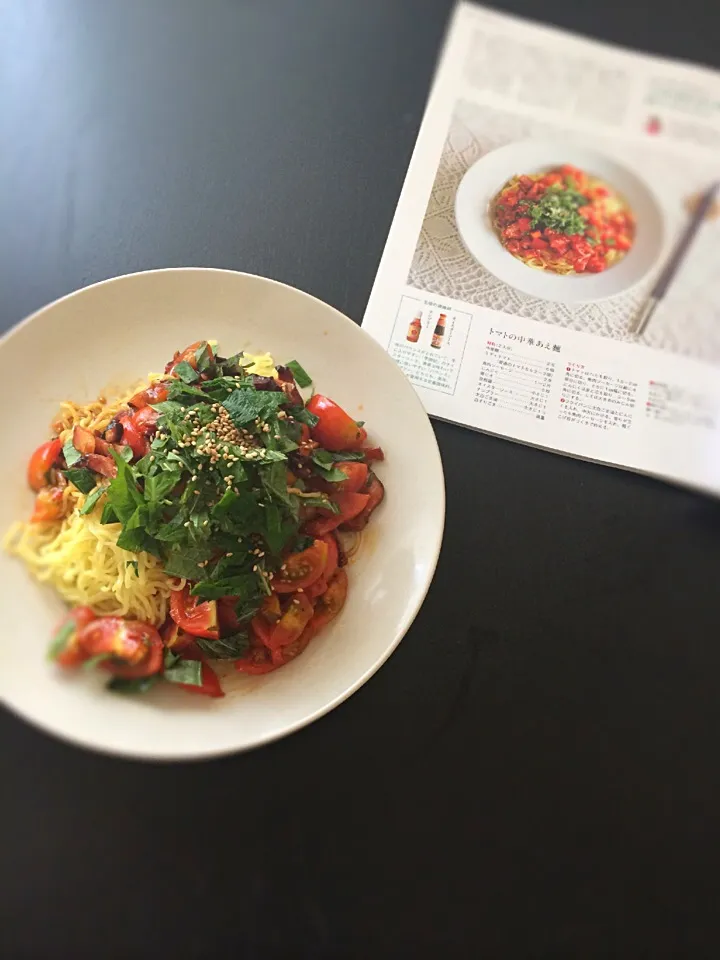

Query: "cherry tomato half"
<box><xmin>333</xmin><ymin>462</ymin><xmax>368</xmax><ymax>493</ymax></box>
<box><xmin>234</xmin><ymin>645</ymin><xmax>278</xmax><ymax>675</ymax></box>
<box><xmin>310</xmin><ymin>568</ymin><xmax>348</xmax><ymax>633</ymax></box>
<box><xmin>304</xmin><ymin>493</ymin><xmax>369</xmax><ymax>536</ymax></box>
<box><xmin>27</xmin><ymin>439</ymin><xmax>62</xmax><ymax>492</ymax></box>
<box><xmin>270</xmin><ymin>622</ymin><xmax>316</xmax><ymax>667</ymax></box>
<box><xmin>116</xmin><ymin>412</ymin><xmax>148</xmax><ymax>460</ymax></box>
<box><xmin>170</xmin><ymin>585</ymin><xmax>219</xmax><ymax>639</ymax></box>
<box><xmin>78</xmin><ymin>617</ymin><xmax>164</xmax><ymax>678</ymax></box>
<box><xmin>161</xmin><ymin>619</ymin><xmax>193</xmax><ymax>651</ymax></box>
<box><xmin>272</xmin><ymin>540</ymin><xmax>328</xmax><ymax>593</ymax></box>
<box><xmin>266</xmin><ymin>594</ymin><xmax>314</xmax><ymax>651</ymax></box>
<box><xmin>341</xmin><ymin>473</ymin><xmax>385</xmax><ymax>531</ymax></box>
<box><xmin>128</xmin><ymin>381</ymin><xmax>170</xmax><ymax>409</ymax></box>
<box><xmin>173</xmin><ymin>644</ymin><xmax>224</xmax><ymax>697</ymax></box>
<box><xmin>165</xmin><ymin>340</ymin><xmax>214</xmax><ymax>375</ymax></box>
<box><xmin>320</xmin><ymin>533</ymin><xmax>339</xmax><ymax>582</ymax></box>
<box><xmin>305</xmin><ymin>395</ymin><xmax>367</xmax><ymax>451</ymax></box>
<box><xmin>52</xmin><ymin>606</ymin><xmax>97</xmax><ymax>667</ymax></box>
<box><xmin>361</xmin><ymin>447</ymin><xmax>384</xmax><ymax>463</ymax></box>
<box><xmin>131</xmin><ymin>406</ymin><xmax>160</xmax><ymax>440</ymax></box>
<box><xmin>31</xmin><ymin>486</ymin><xmax>65</xmax><ymax>523</ymax></box>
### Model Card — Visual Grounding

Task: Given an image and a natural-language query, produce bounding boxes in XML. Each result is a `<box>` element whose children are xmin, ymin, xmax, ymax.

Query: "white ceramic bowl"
<box><xmin>455</xmin><ymin>140</ymin><xmax>665</xmax><ymax>303</ymax></box>
<box><xmin>0</xmin><ymin>269</ymin><xmax>444</xmax><ymax>759</ymax></box>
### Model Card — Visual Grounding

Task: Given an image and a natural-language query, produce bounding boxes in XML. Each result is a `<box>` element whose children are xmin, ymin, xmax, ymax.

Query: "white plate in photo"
<box><xmin>0</xmin><ymin>269</ymin><xmax>445</xmax><ymax>759</ymax></box>
<box><xmin>455</xmin><ymin>141</ymin><xmax>666</xmax><ymax>303</ymax></box>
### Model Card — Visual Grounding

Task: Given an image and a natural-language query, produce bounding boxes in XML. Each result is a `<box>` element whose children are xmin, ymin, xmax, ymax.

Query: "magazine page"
<box><xmin>362</xmin><ymin>2</ymin><xmax>720</xmax><ymax>496</ymax></box>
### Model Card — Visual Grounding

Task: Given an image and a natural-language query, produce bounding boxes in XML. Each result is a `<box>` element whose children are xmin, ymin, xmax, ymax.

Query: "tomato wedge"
<box><xmin>266</xmin><ymin>594</ymin><xmax>314</xmax><ymax>651</ymax></box>
<box><xmin>116</xmin><ymin>412</ymin><xmax>148</xmax><ymax>460</ymax></box>
<box><xmin>272</xmin><ymin>539</ymin><xmax>328</xmax><ymax>593</ymax></box>
<box><xmin>170</xmin><ymin>585</ymin><xmax>219</xmax><ymax>639</ymax></box>
<box><xmin>333</xmin><ymin>462</ymin><xmax>368</xmax><ymax>493</ymax></box>
<box><xmin>234</xmin><ymin>644</ymin><xmax>278</xmax><ymax>675</ymax></box>
<box><xmin>131</xmin><ymin>406</ymin><xmax>160</xmax><ymax>440</ymax></box>
<box><xmin>341</xmin><ymin>474</ymin><xmax>385</xmax><ymax>531</ymax></box>
<box><xmin>320</xmin><ymin>533</ymin><xmax>339</xmax><ymax>581</ymax></box>
<box><xmin>27</xmin><ymin>438</ymin><xmax>62</xmax><ymax>491</ymax></box>
<box><xmin>31</xmin><ymin>486</ymin><xmax>65</xmax><ymax>523</ymax></box>
<box><xmin>250</xmin><ymin>613</ymin><xmax>273</xmax><ymax>646</ymax></box>
<box><xmin>161</xmin><ymin>619</ymin><xmax>193</xmax><ymax>651</ymax></box>
<box><xmin>305</xmin><ymin>578</ymin><xmax>327</xmax><ymax>600</ymax></box>
<box><xmin>78</xmin><ymin>617</ymin><xmax>163</xmax><ymax>678</ymax></box>
<box><xmin>304</xmin><ymin>493</ymin><xmax>369</xmax><ymax>536</ymax></box>
<box><xmin>310</xmin><ymin>569</ymin><xmax>348</xmax><ymax>632</ymax></box>
<box><xmin>217</xmin><ymin>597</ymin><xmax>242</xmax><ymax>636</ymax></box>
<box><xmin>305</xmin><ymin>395</ymin><xmax>367</xmax><ymax>451</ymax></box>
<box><xmin>128</xmin><ymin>381</ymin><xmax>170</xmax><ymax>408</ymax></box>
<box><xmin>270</xmin><ymin>622</ymin><xmax>316</xmax><ymax>667</ymax></box>
<box><xmin>51</xmin><ymin>606</ymin><xmax>96</xmax><ymax>667</ymax></box>
<box><xmin>165</xmin><ymin>340</ymin><xmax>214</xmax><ymax>375</ymax></box>
<box><xmin>174</xmin><ymin>643</ymin><xmax>224</xmax><ymax>697</ymax></box>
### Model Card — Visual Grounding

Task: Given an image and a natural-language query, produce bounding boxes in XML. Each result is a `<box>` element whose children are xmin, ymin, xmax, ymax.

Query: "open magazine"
<box><xmin>362</xmin><ymin>2</ymin><xmax>720</xmax><ymax>496</ymax></box>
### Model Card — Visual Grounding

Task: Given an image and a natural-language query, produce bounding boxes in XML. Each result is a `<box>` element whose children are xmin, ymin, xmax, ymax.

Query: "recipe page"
<box><xmin>363</xmin><ymin>2</ymin><xmax>720</xmax><ymax>495</ymax></box>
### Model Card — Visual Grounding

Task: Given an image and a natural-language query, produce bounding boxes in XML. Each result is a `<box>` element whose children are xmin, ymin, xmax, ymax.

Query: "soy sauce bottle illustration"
<box><xmin>431</xmin><ymin>312</ymin><xmax>447</xmax><ymax>349</ymax></box>
<box><xmin>406</xmin><ymin>310</ymin><xmax>423</xmax><ymax>343</ymax></box>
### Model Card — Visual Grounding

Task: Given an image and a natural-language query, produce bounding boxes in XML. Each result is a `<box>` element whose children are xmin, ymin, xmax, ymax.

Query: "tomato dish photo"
<box><xmin>491</xmin><ymin>163</ymin><xmax>635</xmax><ymax>275</ymax></box>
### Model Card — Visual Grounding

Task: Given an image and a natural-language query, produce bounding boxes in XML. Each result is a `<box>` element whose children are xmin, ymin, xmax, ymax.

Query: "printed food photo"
<box><xmin>491</xmin><ymin>164</ymin><xmax>635</xmax><ymax>275</ymax></box>
<box><xmin>454</xmin><ymin>140</ymin><xmax>665</xmax><ymax>303</ymax></box>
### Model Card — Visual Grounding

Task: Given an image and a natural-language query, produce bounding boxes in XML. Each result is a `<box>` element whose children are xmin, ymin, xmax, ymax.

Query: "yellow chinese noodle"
<box><xmin>4</xmin><ymin>375</ymin><xmax>178</xmax><ymax>624</ymax></box>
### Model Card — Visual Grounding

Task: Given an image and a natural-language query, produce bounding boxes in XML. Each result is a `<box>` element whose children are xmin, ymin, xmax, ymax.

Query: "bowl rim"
<box><xmin>0</xmin><ymin>267</ymin><xmax>446</xmax><ymax>761</ymax></box>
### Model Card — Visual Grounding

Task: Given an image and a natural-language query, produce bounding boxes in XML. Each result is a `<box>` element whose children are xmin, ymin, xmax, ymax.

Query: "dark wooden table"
<box><xmin>2</xmin><ymin>2</ymin><xmax>720</xmax><ymax>957</ymax></box>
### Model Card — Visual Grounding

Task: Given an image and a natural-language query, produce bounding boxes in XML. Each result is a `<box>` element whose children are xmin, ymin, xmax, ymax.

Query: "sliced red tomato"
<box><xmin>272</xmin><ymin>539</ymin><xmax>328</xmax><ymax>593</ymax></box>
<box><xmin>305</xmin><ymin>578</ymin><xmax>327</xmax><ymax>600</ymax></box>
<box><xmin>78</xmin><ymin>617</ymin><xmax>163</xmax><ymax>678</ymax></box>
<box><xmin>170</xmin><ymin>585</ymin><xmax>219</xmax><ymax>639</ymax></box>
<box><xmin>333</xmin><ymin>462</ymin><xmax>368</xmax><ymax>493</ymax></box>
<box><xmin>82</xmin><ymin>453</ymin><xmax>118</xmax><ymax>478</ymax></box>
<box><xmin>234</xmin><ymin>645</ymin><xmax>278</xmax><ymax>675</ymax></box>
<box><xmin>266</xmin><ymin>594</ymin><xmax>314</xmax><ymax>651</ymax></box>
<box><xmin>320</xmin><ymin>533</ymin><xmax>339</xmax><ymax>582</ymax></box>
<box><xmin>131</xmin><ymin>406</ymin><xmax>160</xmax><ymax>440</ymax></box>
<box><xmin>52</xmin><ymin>606</ymin><xmax>97</xmax><ymax>667</ymax></box>
<box><xmin>161</xmin><ymin>619</ymin><xmax>193</xmax><ymax>651</ymax></box>
<box><xmin>270</xmin><ymin>622</ymin><xmax>316</xmax><ymax>667</ymax></box>
<box><xmin>31</xmin><ymin>486</ymin><xmax>65</xmax><ymax>523</ymax></box>
<box><xmin>310</xmin><ymin>568</ymin><xmax>348</xmax><ymax>632</ymax></box>
<box><xmin>250</xmin><ymin>613</ymin><xmax>273</xmax><ymax>646</ymax></box>
<box><xmin>116</xmin><ymin>412</ymin><xmax>148</xmax><ymax>460</ymax></box>
<box><xmin>128</xmin><ymin>381</ymin><xmax>170</xmax><ymax>408</ymax></box>
<box><xmin>360</xmin><ymin>446</ymin><xmax>384</xmax><ymax>462</ymax></box>
<box><xmin>217</xmin><ymin>597</ymin><xmax>241</xmax><ymax>635</ymax></box>
<box><xmin>305</xmin><ymin>395</ymin><xmax>367</xmax><ymax>451</ymax></box>
<box><xmin>304</xmin><ymin>492</ymin><xmax>369</xmax><ymax>536</ymax></box>
<box><xmin>165</xmin><ymin>340</ymin><xmax>214</xmax><ymax>374</ymax></box>
<box><xmin>341</xmin><ymin>473</ymin><xmax>385</xmax><ymax>531</ymax></box>
<box><xmin>260</xmin><ymin>594</ymin><xmax>282</xmax><ymax>622</ymax></box>
<box><xmin>27</xmin><ymin>439</ymin><xmax>62</xmax><ymax>491</ymax></box>
<box><xmin>174</xmin><ymin>645</ymin><xmax>224</xmax><ymax>697</ymax></box>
